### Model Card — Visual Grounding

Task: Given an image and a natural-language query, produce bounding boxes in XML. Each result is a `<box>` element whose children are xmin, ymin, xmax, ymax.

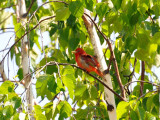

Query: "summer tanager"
<box><xmin>72</xmin><ymin>48</ymin><xmax>103</xmax><ymax>77</ymax></box>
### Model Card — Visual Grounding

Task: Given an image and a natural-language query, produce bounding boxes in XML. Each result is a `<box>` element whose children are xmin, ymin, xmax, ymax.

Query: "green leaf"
<box><xmin>146</xmin><ymin>96</ymin><xmax>154</xmax><ymax>112</ymax></box>
<box><xmin>152</xmin><ymin>31</ymin><xmax>160</xmax><ymax>45</ymax></box>
<box><xmin>78</xmin><ymin>31</ymin><xmax>86</xmax><ymax>44</ymax></box>
<box><xmin>74</xmin><ymin>84</ymin><xmax>87</xmax><ymax>98</ymax></box>
<box><xmin>44</xmin><ymin>102</ymin><xmax>53</xmax><ymax>108</ymax></box>
<box><xmin>153</xmin><ymin>93</ymin><xmax>159</xmax><ymax>107</ymax></box>
<box><xmin>0</xmin><ymin>94</ymin><xmax>6</xmax><ymax>103</ymax></box>
<box><xmin>102</xmin><ymin>21</ymin><xmax>109</xmax><ymax>36</ymax></box>
<box><xmin>138</xmin><ymin>107</ymin><xmax>146</xmax><ymax>120</ymax></box>
<box><xmin>49</xmin><ymin>23</ymin><xmax>58</xmax><ymax>36</ymax></box>
<box><xmin>111</xmin><ymin>0</ymin><xmax>122</xmax><ymax>10</ymax></box>
<box><xmin>34</xmin><ymin>105</ymin><xmax>42</xmax><ymax>114</ymax></box>
<box><xmin>130</xmin><ymin>58</ymin><xmax>140</xmax><ymax>73</ymax></box>
<box><xmin>58</xmin><ymin>101</ymin><xmax>72</xmax><ymax>119</ymax></box>
<box><xmin>154</xmin><ymin>54</ymin><xmax>160</xmax><ymax>67</ymax></box>
<box><xmin>52</xmin><ymin>49</ymin><xmax>66</xmax><ymax>63</ymax></box>
<box><xmin>84</xmin><ymin>0</ymin><xmax>95</xmax><ymax>11</ymax></box>
<box><xmin>152</xmin><ymin>4</ymin><xmax>160</xmax><ymax>17</ymax></box>
<box><xmin>17</xmin><ymin>68</ymin><xmax>23</xmax><ymax>81</ymax></box>
<box><xmin>36</xmin><ymin>75</ymin><xmax>55</xmax><ymax>99</ymax></box>
<box><xmin>46</xmin><ymin>65</ymin><xmax>58</xmax><ymax>75</ymax></box>
<box><xmin>44</xmin><ymin>107</ymin><xmax>52</xmax><ymax>120</ymax></box>
<box><xmin>125</xmin><ymin>36</ymin><xmax>138</xmax><ymax>53</ymax></box>
<box><xmin>59</xmin><ymin>27</ymin><xmax>69</xmax><ymax>49</ymax></box>
<box><xmin>56</xmin><ymin>77</ymin><xmax>65</xmax><ymax>92</ymax></box>
<box><xmin>35</xmin><ymin>114</ymin><xmax>47</xmax><ymax>120</ymax></box>
<box><xmin>36</xmin><ymin>75</ymin><xmax>48</xmax><ymax>99</ymax></box>
<box><xmin>137</xmin><ymin>33</ymin><xmax>150</xmax><ymax>50</ymax></box>
<box><xmin>55</xmin><ymin>7</ymin><xmax>71</xmax><ymax>21</ymax></box>
<box><xmin>145</xmin><ymin>112</ymin><xmax>156</xmax><ymax>120</ymax></box>
<box><xmin>34</xmin><ymin>106</ymin><xmax>47</xmax><ymax>120</ymax></box>
<box><xmin>74</xmin><ymin>108</ymin><xmax>88</xmax><ymax>119</ymax></box>
<box><xmin>12</xmin><ymin>113</ymin><xmax>19</xmax><ymax>120</ymax></box>
<box><xmin>9</xmin><ymin>96</ymin><xmax>21</xmax><ymax>109</ymax></box>
<box><xmin>0</xmin><ymin>81</ymin><xmax>15</xmax><ymax>94</ymax></box>
<box><xmin>130</xmin><ymin>110</ymin><xmax>139</xmax><ymax>120</ymax></box>
<box><xmin>69</xmin><ymin>38</ymin><xmax>80</xmax><ymax>51</ymax></box>
<box><xmin>29</xmin><ymin>30</ymin><xmax>40</xmax><ymax>51</ymax></box>
<box><xmin>62</xmin><ymin>66</ymin><xmax>75</xmax><ymax>99</ymax></box>
<box><xmin>149</xmin><ymin>44</ymin><xmax>157</xmax><ymax>54</ymax></box>
<box><xmin>3</xmin><ymin>105</ymin><xmax>14</xmax><ymax>119</ymax></box>
<box><xmin>138</xmin><ymin>3</ymin><xmax>148</xmax><ymax>14</ymax></box>
<box><xmin>14</xmin><ymin>23</ymin><xmax>25</xmax><ymax>38</ymax></box>
<box><xmin>90</xmin><ymin>86</ymin><xmax>98</xmax><ymax>100</ymax></box>
<box><xmin>96</xmin><ymin>2</ymin><xmax>108</xmax><ymax>22</ymax></box>
<box><xmin>143</xmin><ymin>83</ymin><xmax>153</xmax><ymax>93</ymax></box>
<box><xmin>47</xmin><ymin>76</ymin><xmax>57</xmax><ymax>93</ymax></box>
<box><xmin>132</xmin><ymin>85</ymin><xmax>140</xmax><ymax>96</ymax></box>
<box><xmin>135</xmin><ymin>48</ymin><xmax>149</xmax><ymax>61</ymax></box>
<box><xmin>117</xmin><ymin>101</ymin><xmax>129</xmax><ymax>119</ymax></box>
<box><xmin>69</xmin><ymin>1</ymin><xmax>84</xmax><ymax>18</ymax></box>
<box><xmin>52</xmin><ymin>2</ymin><xmax>65</xmax><ymax>11</ymax></box>
<box><xmin>15</xmin><ymin>53</ymin><xmax>21</xmax><ymax>67</ymax></box>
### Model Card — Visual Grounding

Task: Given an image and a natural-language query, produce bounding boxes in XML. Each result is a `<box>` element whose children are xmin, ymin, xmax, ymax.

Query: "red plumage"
<box><xmin>73</xmin><ymin>48</ymin><xmax>103</xmax><ymax>77</ymax></box>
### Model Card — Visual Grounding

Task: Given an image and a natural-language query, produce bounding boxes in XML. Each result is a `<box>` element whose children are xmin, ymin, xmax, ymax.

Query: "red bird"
<box><xmin>72</xmin><ymin>48</ymin><xmax>103</xmax><ymax>77</ymax></box>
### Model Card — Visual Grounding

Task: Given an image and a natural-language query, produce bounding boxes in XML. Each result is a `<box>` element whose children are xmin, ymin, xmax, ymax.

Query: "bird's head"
<box><xmin>72</xmin><ymin>48</ymin><xmax>86</xmax><ymax>55</ymax></box>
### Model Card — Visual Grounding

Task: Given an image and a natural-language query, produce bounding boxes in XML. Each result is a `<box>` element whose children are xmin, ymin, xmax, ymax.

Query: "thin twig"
<box><xmin>28</xmin><ymin>1</ymin><xmax>68</xmax><ymax>22</ymax></box>
<box><xmin>0</xmin><ymin>31</ymin><xmax>15</xmax><ymax>35</ymax></box>
<box><xmin>0</xmin><ymin>27</ymin><xmax>14</xmax><ymax>31</ymax></box>
<box><xmin>0</xmin><ymin>13</ymin><xmax>14</xmax><ymax>25</ymax></box>
<box><xmin>33</xmin><ymin>13</ymin><xmax>48</xmax><ymax>69</ymax></box>
<box><xmin>137</xmin><ymin>89</ymin><xmax>158</xmax><ymax>101</ymax></box>
<box><xmin>1</xmin><ymin>1</ymin><xmax>68</xmax><ymax>62</ymax></box>
<box><xmin>124</xmin><ymin>80</ymin><xmax>159</xmax><ymax>87</ymax></box>
<box><xmin>0</xmin><ymin>48</ymin><xmax>10</xmax><ymax>53</ymax></box>
<box><xmin>146</xmin><ymin>10</ymin><xmax>155</xmax><ymax>24</ymax></box>
<box><xmin>21</xmin><ymin>0</ymin><xmax>35</xmax><ymax>18</ymax></box>
<box><xmin>0</xmin><ymin>15</ymin><xmax>56</xmax><ymax>64</ymax></box>
<box><xmin>123</xmin><ymin>58</ymin><xmax>137</xmax><ymax>94</ymax></box>
<box><xmin>55</xmin><ymin>62</ymin><xmax>67</xmax><ymax>100</ymax></box>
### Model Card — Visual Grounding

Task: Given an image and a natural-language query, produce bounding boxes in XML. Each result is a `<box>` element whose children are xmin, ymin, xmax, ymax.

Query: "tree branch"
<box><xmin>20</xmin><ymin>61</ymin><xmax>126</xmax><ymax>101</ymax></box>
<box><xmin>48</xmin><ymin>61</ymin><xmax>126</xmax><ymax>101</ymax></box>
<box><xmin>124</xmin><ymin>80</ymin><xmax>159</xmax><ymax>87</ymax></box>
<box><xmin>83</xmin><ymin>13</ymin><xmax>126</xmax><ymax>99</ymax></box>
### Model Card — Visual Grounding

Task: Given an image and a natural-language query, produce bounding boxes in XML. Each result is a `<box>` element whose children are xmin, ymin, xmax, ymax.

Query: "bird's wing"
<box><xmin>81</xmin><ymin>54</ymin><xmax>100</xmax><ymax>68</ymax></box>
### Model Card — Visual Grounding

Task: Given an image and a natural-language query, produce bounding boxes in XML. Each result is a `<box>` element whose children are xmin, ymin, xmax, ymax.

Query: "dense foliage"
<box><xmin>0</xmin><ymin>0</ymin><xmax>159</xmax><ymax>119</ymax></box>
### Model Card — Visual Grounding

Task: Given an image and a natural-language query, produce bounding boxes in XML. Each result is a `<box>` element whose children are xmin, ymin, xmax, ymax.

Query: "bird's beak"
<box><xmin>72</xmin><ymin>51</ymin><xmax>76</xmax><ymax>54</ymax></box>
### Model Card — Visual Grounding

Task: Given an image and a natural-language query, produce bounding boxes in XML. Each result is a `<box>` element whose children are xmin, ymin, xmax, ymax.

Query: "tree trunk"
<box><xmin>17</xmin><ymin>0</ymin><xmax>34</xmax><ymax>119</ymax></box>
<box><xmin>82</xmin><ymin>10</ymin><xmax>117</xmax><ymax>120</ymax></box>
<box><xmin>0</xmin><ymin>61</ymin><xmax>7</xmax><ymax>81</ymax></box>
